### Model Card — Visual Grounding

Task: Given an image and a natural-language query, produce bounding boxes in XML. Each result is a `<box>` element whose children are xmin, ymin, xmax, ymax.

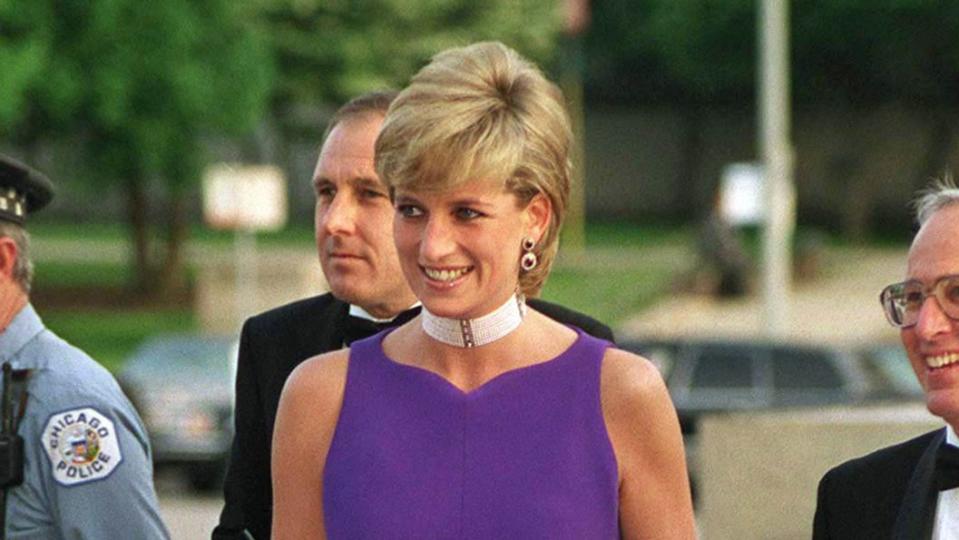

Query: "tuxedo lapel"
<box><xmin>894</xmin><ymin>428</ymin><xmax>947</xmax><ymax>540</ymax></box>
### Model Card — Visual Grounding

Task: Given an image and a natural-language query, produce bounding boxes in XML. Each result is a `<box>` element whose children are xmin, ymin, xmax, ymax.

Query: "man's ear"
<box><xmin>0</xmin><ymin>237</ymin><xmax>19</xmax><ymax>282</ymax></box>
<box><xmin>523</xmin><ymin>193</ymin><xmax>552</xmax><ymax>244</ymax></box>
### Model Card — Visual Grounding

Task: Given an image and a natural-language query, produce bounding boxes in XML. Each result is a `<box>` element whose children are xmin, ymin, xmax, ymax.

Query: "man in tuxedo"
<box><xmin>212</xmin><ymin>91</ymin><xmax>614</xmax><ymax>540</ymax></box>
<box><xmin>813</xmin><ymin>179</ymin><xmax>959</xmax><ymax>539</ymax></box>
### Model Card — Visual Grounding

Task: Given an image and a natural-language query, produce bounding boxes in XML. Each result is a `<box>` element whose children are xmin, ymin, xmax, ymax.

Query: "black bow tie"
<box><xmin>342</xmin><ymin>306</ymin><xmax>420</xmax><ymax>345</ymax></box>
<box><xmin>936</xmin><ymin>442</ymin><xmax>959</xmax><ymax>491</ymax></box>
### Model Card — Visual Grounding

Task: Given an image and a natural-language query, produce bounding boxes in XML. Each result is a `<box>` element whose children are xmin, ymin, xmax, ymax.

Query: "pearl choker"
<box><xmin>421</xmin><ymin>294</ymin><xmax>527</xmax><ymax>348</ymax></box>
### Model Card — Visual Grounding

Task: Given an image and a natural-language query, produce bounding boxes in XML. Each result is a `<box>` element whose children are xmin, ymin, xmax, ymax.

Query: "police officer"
<box><xmin>0</xmin><ymin>155</ymin><xmax>169</xmax><ymax>539</ymax></box>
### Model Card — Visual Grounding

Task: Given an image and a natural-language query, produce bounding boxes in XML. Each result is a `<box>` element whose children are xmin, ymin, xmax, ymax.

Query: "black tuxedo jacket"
<box><xmin>813</xmin><ymin>428</ymin><xmax>946</xmax><ymax>540</ymax></box>
<box><xmin>212</xmin><ymin>293</ymin><xmax>614</xmax><ymax>540</ymax></box>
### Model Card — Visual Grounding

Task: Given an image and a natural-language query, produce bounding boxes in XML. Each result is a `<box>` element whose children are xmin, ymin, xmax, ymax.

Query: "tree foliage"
<box><xmin>253</xmin><ymin>0</ymin><xmax>564</xmax><ymax>112</ymax></box>
<box><xmin>586</xmin><ymin>0</ymin><xmax>959</xmax><ymax>106</ymax></box>
<box><xmin>2</xmin><ymin>0</ymin><xmax>565</xmax><ymax>293</ymax></box>
<box><xmin>791</xmin><ymin>0</ymin><xmax>959</xmax><ymax>105</ymax></box>
<box><xmin>0</xmin><ymin>0</ymin><xmax>572</xmax><ymax>298</ymax></box>
<box><xmin>1</xmin><ymin>0</ymin><xmax>274</xmax><ymax>293</ymax></box>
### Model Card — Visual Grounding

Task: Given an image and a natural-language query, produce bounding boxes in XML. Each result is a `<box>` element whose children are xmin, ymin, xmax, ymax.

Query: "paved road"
<box><xmin>156</xmin><ymin>471</ymin><xmax>222</xmax><ymax>540</ymax></box>
<box><xmin>620</xmin><ymin>245</ymin><xmax>909</xmax><ymax>347</ymax></box>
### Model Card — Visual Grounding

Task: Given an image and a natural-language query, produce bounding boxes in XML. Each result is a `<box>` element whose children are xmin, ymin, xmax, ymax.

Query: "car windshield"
<box><xmin>690</xmin><ymin>346</ymin><xmax>754</xmax><ymax>389</ymax></box>
<box><xmin>770</xmin><ymin>347</ymin><xmax>843</xmax><ymax>390</ymax></box>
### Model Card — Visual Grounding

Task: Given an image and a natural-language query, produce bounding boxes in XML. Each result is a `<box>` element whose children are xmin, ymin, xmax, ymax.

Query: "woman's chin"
<box><xmin>422</xmin><ymin>302</ymin><xmax>472</xmax><ymax>319</ymax></box>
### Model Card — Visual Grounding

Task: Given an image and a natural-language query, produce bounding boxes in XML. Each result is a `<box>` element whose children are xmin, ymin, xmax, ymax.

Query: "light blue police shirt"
<box><xmin>0</xmin><ymin>304</ymin><xmax>169</xmax><ymax>539</ymax></box>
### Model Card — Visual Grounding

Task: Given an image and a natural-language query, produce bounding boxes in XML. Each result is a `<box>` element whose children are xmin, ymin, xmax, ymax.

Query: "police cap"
<box><xmin>0</xmin><ymin>155</ymin><xmax>54</xmax><ymax>224</ymax></box>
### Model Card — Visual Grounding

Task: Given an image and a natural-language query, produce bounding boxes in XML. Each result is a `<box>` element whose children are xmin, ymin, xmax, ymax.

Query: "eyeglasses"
<box><xmin>879</xmin><ymin>274</ymin><xmax>959</xmax><ymax>328</ymax></box>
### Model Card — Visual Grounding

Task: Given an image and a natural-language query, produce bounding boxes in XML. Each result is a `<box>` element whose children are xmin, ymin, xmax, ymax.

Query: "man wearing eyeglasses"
<box><xmin>813</xmin><ymin>179</ymin><xmax>959</xmax><ymax>539</ymax></box>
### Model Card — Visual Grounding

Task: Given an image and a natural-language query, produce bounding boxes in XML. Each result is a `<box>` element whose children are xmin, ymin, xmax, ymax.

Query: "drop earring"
<box><xmin>520</xmin><ymin>237</ymin><xmax>538</xmax><ymax>272</ymax></box>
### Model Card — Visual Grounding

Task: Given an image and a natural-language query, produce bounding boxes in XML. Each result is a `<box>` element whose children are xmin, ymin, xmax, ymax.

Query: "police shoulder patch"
<box><xmin>42</xmin><ymin>407</ymin><xmax>123</xmax><ymax>486</ymax></box>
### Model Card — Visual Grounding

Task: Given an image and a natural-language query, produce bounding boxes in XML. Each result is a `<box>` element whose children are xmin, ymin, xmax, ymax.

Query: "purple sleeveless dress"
<box><xmin>323</xmin><ymin>327</ymin><xmax>620</xmax><ymax>538</ymax></box>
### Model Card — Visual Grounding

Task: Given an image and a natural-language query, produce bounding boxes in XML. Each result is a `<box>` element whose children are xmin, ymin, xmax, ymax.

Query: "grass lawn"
<box><xmin>40</xmin><ymin>309</ymin><xmax>195</xmax><ymax>373</ymax></box>
<box><xmin>28</xmin><ymin>220</ymin><xmax>316</xmax><ymax>248</ymax></box>
<box><xmin>34</xmin><ymin>260</ymin><xmax>131</xmax><ymax>288</ymax></box>
<box><xmin>538</xmin><ymin>222</ymin><xmax>694</xmax><ymax>328</ymax></box>
<box><xmin>541</xmin><ymin>262</ymin><xmax>681</xmax><ymax>330</ymax></box>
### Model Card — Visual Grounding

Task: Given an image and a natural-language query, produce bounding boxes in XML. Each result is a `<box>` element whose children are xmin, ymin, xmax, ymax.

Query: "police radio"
<box><xmin>0</xmin><ymin>362</ymin><xmax>30</xmax><ymax>540</ymax></box>
<box><xmin>0</xmin><ymin>362</ymin><xmax>27</xmax><ymax>488</ymax></box>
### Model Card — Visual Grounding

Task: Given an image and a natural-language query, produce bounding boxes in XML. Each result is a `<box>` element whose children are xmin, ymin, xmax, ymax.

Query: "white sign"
<box><xmin>720</xmin><ymin>162</ymin><xmax>765</xmax><ymax>226</ymax></box>
<box><xmin>203</xmin><ymin>163</ymin><xmax>288</xmax><ymax>231</ymax></box>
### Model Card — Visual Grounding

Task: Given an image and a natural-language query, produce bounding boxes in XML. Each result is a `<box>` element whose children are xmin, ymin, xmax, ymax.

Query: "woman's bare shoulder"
<box><xmin>272</xmin><ymin>352</ymin><xmax>350</xmax><ymax>538</ymax></box>
<box><xmin>280</xmin><ymin>349</ymin><xmax>351</xmax><ymax>416</ymax></box>
<box><xmin>600</xmin><ymin>350</ymin><xmax>695</xmax><ymax>537</ymax></box>
<box><xmin>599</xmin><ymin>347</ymin><xmax>682</xmax><ymax>458</ymax></box>
<box><xmin>291</xmin><ymin>349</ymin><xmax>349</xmax><ymax>384</ymax></box>
<box><xmin>600</xmin><ymin>347</ymin><xmax>670</xmax><ymax>411</ymax></box>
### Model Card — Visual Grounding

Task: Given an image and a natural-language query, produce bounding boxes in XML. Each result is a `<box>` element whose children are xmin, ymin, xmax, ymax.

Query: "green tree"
<box><xmin>252</xmin><ymin>0</ymin><xmax>563</xmax><ymax>116</ymax></box>
<box><xmin>1</xmin><ymin>0</ymin><xmax>274</xmax><ymax>294</ymax></box>
<box><xmin>587</xmin><ymin>0</ymin><xmax>959</xmax><ymax>105</ymax></box>
<box><xmin>247</xmin><ymin>0</ymin><xmax>569</xmax><ymax>238</ymax></box>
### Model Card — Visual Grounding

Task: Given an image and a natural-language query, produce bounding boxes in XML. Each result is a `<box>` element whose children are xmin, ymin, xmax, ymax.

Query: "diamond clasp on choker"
<box><xmin>422</xmin><ymin>294</ymin><xmax>527</xmax><ymax>348</ymax></box>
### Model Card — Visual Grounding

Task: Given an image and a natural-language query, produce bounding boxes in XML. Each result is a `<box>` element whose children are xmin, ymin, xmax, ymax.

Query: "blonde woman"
<box><xmin>272</xmin><ymin>41</ymin><xmax>695</xmax><ymax>539</ymax></box>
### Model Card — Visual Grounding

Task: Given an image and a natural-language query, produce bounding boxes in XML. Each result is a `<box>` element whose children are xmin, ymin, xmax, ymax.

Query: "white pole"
<box><xmin>759</xmin><ymin>0</ymin><xmax>795</xmax><ymax>339</ymax></box>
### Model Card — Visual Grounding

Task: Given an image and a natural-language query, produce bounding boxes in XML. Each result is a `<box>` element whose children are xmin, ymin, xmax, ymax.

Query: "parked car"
<box><xmin>619</xmin><ymin>337</ymin><xmax>873</xmax><ymax>500</ymax></box>
<box><xmin>118</xmin><ymin>334</ymin><xmax>238</xmax><ymax>491</ymax></box>
<box><xmin>621</xmin><ymin>338</ymin><xmax>871</xmax><ymax>433</ymax></box>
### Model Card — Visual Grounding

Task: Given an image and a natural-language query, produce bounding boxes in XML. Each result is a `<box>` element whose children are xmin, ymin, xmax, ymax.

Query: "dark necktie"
<box><xmin>342</xmin><ymin>306</ymin><xmax>420</xmax><ymax>345</ymax></box>
<box><xmin>935</xmin><ymin>443</ymin><xmax>959</xmax><ymax>491</ymax></box>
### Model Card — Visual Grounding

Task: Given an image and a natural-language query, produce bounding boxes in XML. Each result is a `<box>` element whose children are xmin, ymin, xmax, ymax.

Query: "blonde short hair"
<box><xmin>375</xmin><ymin>41</ymin><xmax>572</xmax><ymax>296</ymax></box>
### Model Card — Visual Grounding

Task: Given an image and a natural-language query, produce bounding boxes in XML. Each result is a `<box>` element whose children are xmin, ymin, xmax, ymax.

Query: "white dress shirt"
<box><xmin>933</xmin><ymin>425</ymin><xmax>959</xmax><ymax>540</ymax></box>
<box><xmin>343</xmin><ymin>302</ymin><xmax>420</xmax><ymax>348</ymax></box>
<box><xmin>348</xmin><ymin>302</ymin><xmax>420</xmax><ymax>323</ymax></box>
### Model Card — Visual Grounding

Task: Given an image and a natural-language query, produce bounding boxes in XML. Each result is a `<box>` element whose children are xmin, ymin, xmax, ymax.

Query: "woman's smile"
<box><xmin>421</xmin><ymin>265</ymin><xmax>474</xmax><ymax>284</ymax></box>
